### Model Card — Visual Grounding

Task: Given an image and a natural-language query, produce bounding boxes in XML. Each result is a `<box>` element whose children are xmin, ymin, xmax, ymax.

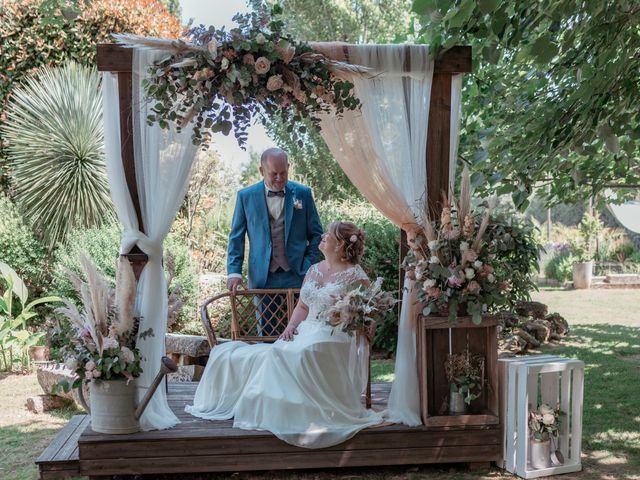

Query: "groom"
<box><xmin>227</xmin><ymin>147</ymin><xmax>323</xmax><ymax>335</ymax></box>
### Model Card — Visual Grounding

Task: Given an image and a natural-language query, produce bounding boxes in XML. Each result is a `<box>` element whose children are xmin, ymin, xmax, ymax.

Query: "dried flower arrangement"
<box><xmin>443</xmin><ymin>349</ymin><xmax>485</xmax><ymax>406</ymax></box>
<box><xmin>115</xmin><ymin>5</ymin><xmax>364</xmax><ymax>148</ymax></box>
<box><xmin>55</xmin><ymin>254</ymin><xmax>152</xmax><ymax>392</ymax></box>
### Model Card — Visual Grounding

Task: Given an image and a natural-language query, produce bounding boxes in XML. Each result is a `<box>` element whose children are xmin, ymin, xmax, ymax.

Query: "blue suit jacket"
<box><xmin>227</xmin><ymin>180</ymin><xmax>323</xmax><ymax>288</ymax></box>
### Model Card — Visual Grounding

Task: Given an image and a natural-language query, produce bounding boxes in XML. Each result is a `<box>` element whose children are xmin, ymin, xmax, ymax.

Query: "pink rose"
<box><xmin>243</xmin><ymin>53</ymin><xmax>255</xmax><ymax>65</ymax></box>
<box><xmin>254</xmin><ymin>56</ymin><xmax>271</xmax><ymax>75</ymax></box>
<box><xmin>275</xmin><ymin>45</ymin><xmax>296</xmax><ymax>64</ymax></box>
<box><xmin>280</xmin><ymin>94</ymin><xmax>292</xmax><ymax>108</ymax></box>
<box><xmin>266</xmin><ymin>75</ymin><xmax>284</xmax><ymax>92</ymax></box>
<box><xmin>425</xmin><ymin>287</ymin><xmax>442</xmax><ymax>299</ymax></box>
<box><xmin>92</xmin><ymin>369</ymin><xmax>101</xmax><ymax>378</ymax></box>
<box><xmin>466</xmin><ymin>280</ymin><xmax>481</xmax><ymax>294</ymax></box>
<box><xmin>462</xmin><ymin>248</ymin><xmax>478</xmax><ymax>265</ymax></box>
<box><xmin>85</xmin><ymin>360</ymin><xmax>96</xmax><ymax>371</ymax></box>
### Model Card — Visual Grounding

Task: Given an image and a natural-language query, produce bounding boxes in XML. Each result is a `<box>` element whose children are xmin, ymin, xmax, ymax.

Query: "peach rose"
<box><xmin>266</xmin><ymin>74</ymin><xmax>284</xmax><ymax>91</ymax></box>
<box><xmin>254</xmin><ymin>56</ymin><xmax>271</xmax><ymax>74</ymax></box>
<box><xmin>243</xmin><ymin>53</ymin><xmax>255</xmax><ymax>65</ymax></box>
<box><xmin>276</xmin><ymin>45</ymin><xmax>296</xmax><ymax>64</ymax></box>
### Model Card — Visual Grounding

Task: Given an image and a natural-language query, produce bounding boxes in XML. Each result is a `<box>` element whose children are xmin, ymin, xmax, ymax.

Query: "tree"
<box><xmin>412</xmin><ymin>0</ymin><xmax>640</xmax><ymax>208</ymax></box>
<box><xmin>1</xmin><ymin>62</ymin><xmax>113</xmax><ymax>249</ymax></box>
<box><xmin>0</xmin><ymin>0</ymin><xmax>182</xmax><ymax>192</ymax></box>
<box><xmin>256</xmin><ymin>0</ymin><xmax>415</xmax><ymax>201</ymax></box>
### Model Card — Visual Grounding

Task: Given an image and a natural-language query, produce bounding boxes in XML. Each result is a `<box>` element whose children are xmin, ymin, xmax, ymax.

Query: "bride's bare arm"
<box><xmin>279</xmin><ymin>300</ymin><xmax>309</xmax><ymax>341</ymax></box>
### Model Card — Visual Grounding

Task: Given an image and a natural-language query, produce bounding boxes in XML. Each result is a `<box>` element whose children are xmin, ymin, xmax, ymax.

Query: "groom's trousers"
<box><xmin>255</xmin><ymin>268</ymin><xmax>302</xmax><ymax>336</ymax></box>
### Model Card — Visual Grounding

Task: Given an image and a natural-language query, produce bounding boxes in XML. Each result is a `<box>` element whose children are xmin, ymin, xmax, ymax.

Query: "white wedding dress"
<box><xmin>185</xmin><ymin>263</ymin><xmax>384</xmax><ymax>448</ymax></box>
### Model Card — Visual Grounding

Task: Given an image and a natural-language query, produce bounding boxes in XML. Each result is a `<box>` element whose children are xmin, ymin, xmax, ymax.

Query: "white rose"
<box><xmin>255</xmin><ymin>33</ymin><xmax>266</xmax><ymax>44</ymax></box>
<box><xmin>487</xmin><ymin>273</ymin><xmax>496</xmax><ymax>283</ymax></box>
<box><xmin>415</xmin><ymin>268</ymin><xmax>423</xmax><ymax>280</ymax></box>
<box><xmin>542</xmin><ymin>413</ymin><xmax>555</xmax><ymax>425</ymax></box>
<box><xmin>465</xmin><ymin>268</ymin><xmax>475</xmax><ymax>280</ymax></box>
<box><xmin>539</xmin><ymin>404</ymin><xmax>554</xmax><ymax>415</ymax></box>
<box><xmin>220</xmin><ymin>57</ymin><xmax>230</xmax><ymax>71</ymax></box>
<box><xmin>207</xmin><ymin>39</ymin><xmax>218</xmax><ymax>58</ymax></box>
<box><xmin>65</xmin><ymin>358</ymin><xmax>78</xmax><ymax>371</ymax></box>
<box><xmin>423</xmin><ymin>278</ymin><xmax>436</xmax><ymax>288</ymax></box>
<box><xmin>460</xmin><ymin>241</ymin><xmax>469</xmax><ymax>252</ymax></box>
<box><xmin>102</xmin><ymin>336</ymin><xmax>119</xmax><ymax>350</ymax></box>
<box><xmin>429</xmin><ymin>256</ymin><xmax>439</xmax><ymax>264</ymax></box>
<box><xmin>120</xmin><ymin>346</ymin><xmax>135</xmax><ymax>363</ymax></box>
<box><xmin>85</xmin><ymin>360</ymin><xmax>96</xmax><ymax>371</ymax></box>
<box><xmin>428</xmin><ymin>240</ymin><xmax>439</xmax><ymax>251</ymax></box>
<box><xmin>473</xmin><ymin>260</ymin><xmax>483</xmax><ymax>269</ymax></box>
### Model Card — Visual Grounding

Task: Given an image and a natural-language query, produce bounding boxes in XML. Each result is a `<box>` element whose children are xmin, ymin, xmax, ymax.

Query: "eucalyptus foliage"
<box><xmin>412</xmin><ymin>0</ymin><xmax>640</xmax><ymax>207</ymax></box>
<box><xmin>1</xmin><ymin>62</ymin><xmax>113</xmax><ymax>248</ymax></box>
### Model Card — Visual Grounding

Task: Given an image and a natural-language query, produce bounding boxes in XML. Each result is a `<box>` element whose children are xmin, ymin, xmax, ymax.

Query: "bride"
<box><xmin>185</xmin><ymin>221</ymin><xmax>385</xmax><ymax>448</ymax></box>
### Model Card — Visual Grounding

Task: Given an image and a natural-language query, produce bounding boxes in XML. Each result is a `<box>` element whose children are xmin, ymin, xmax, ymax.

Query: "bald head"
<box><xmin>260</xmin><ymin>147</ymin><xmax>289</xmax><ymax>191</ymax></box>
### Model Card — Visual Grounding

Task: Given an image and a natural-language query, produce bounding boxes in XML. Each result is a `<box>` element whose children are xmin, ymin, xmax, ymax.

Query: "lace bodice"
<box><xmin>300</xmin><ymin>263</ymin><xmax>369</xmax><ymax>324</ymax></box>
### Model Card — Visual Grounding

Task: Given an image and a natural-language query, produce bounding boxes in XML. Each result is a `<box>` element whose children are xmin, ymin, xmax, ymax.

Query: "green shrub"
<box><xmin>544</xmin><ymin>249</ymin><xmax>576</xmax><ymax>283</ymax></box>
<box><xmin>49</xmin><ymin>221</ymin><xmax>199</xmax><ymax>332</ymax></box>
<box><xmin>318</xmin><ymin>200</ymin><xmax>400</xmax><ymax>353</ymax></box>
<box><xmin>0</xmin><ymin>194</ymin><xmax>50</xmax><ymax>294</ymax></box>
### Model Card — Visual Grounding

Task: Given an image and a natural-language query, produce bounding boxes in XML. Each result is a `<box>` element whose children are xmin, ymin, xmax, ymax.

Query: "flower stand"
<box><xmin>416</xmin><ymin>315</ymin><xmax>499</xmax><ymax>427</ymax></box>
<box><xmin>498</xmin><ymin>356</ymin><xmax>584</xmax><ymax>478</ymax></box>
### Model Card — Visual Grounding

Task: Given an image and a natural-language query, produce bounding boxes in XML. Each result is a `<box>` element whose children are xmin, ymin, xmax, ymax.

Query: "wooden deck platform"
<box><xmin>38</xmin><ymin>382</ymin><xmax>501</xmax><ymax>479</ymax></box>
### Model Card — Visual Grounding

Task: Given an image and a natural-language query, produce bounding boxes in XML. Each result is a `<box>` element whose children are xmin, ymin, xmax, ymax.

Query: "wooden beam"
<box><xmin>426</xmin><ymin>72</ymin><xmax>452</xmax><ymax>217</ymax></box>
<box><xmin>96</xmin><ymin>44</ymin><xmax>472</xmax><ymax>74</ymax></box>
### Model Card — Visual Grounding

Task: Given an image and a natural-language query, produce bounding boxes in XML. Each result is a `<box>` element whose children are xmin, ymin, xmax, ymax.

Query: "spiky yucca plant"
<box><xmin>1</xmin><ymin>62</ymin><xmax>113</xmax><ymax>249</ymax></box>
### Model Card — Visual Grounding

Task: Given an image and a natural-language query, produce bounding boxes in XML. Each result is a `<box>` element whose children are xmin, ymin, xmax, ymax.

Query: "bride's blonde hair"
<box><xmin>328</xmin><ymin>221</ymin><xmax>365</xmax><ymax>264</ymax></box>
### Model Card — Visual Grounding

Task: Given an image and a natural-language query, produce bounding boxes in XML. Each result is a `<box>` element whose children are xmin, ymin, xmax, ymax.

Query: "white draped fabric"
<box><xmin>102</xmin><ymin>48</ymin><xmax>198</xmax><ymax>430</ymax></box>
<box><xmin>608</xmin><ymin>201</ymin><xmax>640</xmax><ymax>234</ymax></box>
<box><xmin>318</xmin><ymin>45</ymin><xmax>463</xmax><ymax>425</ymax></box>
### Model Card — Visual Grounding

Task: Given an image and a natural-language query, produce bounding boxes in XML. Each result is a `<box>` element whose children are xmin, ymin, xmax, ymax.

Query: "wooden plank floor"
<box><xmin>36</xmin><ymin>414</ymin><xmax>90</xmax><ymax>480</ymax></box>
<box><xmin>73</xmin><ymin>382</ymin><xmax>501</xmax><ymax>478</ymax></box>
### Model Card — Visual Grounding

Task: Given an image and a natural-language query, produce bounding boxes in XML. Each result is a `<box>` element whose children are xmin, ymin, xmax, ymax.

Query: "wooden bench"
<box><xmin>36</xmin><ymin>414</ymin><xmax>89</xmax><ymax>480</ymax></box>
<box><xmin>201</xmin><ymin>287</ymin><xmax>375</xmax><ymax>407</ymax></box>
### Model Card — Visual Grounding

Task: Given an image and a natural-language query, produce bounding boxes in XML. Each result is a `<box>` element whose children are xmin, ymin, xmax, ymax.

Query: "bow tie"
<box><xmin>267</xmin><ymin>190</ymin><xmax>285</xmax><ymax>197</ymax></box>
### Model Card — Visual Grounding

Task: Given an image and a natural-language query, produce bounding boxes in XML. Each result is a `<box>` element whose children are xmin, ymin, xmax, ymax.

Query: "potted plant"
<box><xmin>443</xmin><ymin>350</ymin><xmax>485</xmax><ymax>415</ymax></box>
<box><xmin>54</xmin><ymin>254</ymin><xmax>152</xmax><ymax>434</ymax></box>
<box><xmin>528</xmin><ymin>403</ymin><xmax>562</xmax><ymax>469</ymax></box>
<box><xmin>570</xmin><ymin>213</ymin><xmax>602</xmax><ymax>289</ymax></box>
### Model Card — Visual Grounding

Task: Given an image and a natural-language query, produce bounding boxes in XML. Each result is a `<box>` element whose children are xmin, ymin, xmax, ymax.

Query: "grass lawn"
<box><xmin>2</xmin><ymin>288</ymin><xmax>639</xmax><ymax>479</ymax></box>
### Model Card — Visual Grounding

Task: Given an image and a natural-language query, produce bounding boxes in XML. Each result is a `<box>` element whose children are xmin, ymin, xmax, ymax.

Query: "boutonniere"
<box><xmin>293</xmin><ymin>198</ymin><xmax>303</xmax><ymax>210</ymax></box>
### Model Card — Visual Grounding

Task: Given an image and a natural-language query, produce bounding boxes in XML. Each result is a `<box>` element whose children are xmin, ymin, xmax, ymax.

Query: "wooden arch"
<box><xmin>96</xmin><ymin>43</ymin><xmax>471</xmax><ymax>273</ymax></box>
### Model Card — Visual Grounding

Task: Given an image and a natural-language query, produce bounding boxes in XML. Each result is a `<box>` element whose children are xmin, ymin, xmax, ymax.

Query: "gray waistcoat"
<box><xmin>269</xmin><ymin>209</ymin><xmax>291</xmax><ymax>272</ymax></box>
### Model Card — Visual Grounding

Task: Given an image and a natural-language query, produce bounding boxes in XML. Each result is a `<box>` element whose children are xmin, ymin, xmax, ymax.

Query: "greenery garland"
<box><xmin>141</xmin><ymin>5</ymin><xmax>361</xmax><ymax>148</ymax></box>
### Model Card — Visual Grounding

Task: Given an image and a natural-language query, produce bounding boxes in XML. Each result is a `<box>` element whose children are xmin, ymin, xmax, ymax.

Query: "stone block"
<box><xmin>37</xmin><ymin>363</ymin><xmax>88</xmax><ymax>410</ymax></box>
<box><xmin>26</xmin><ymin>394</ymin><xmax>72</xmax><ymax>413</ymax></box>
<box><xmin>167</xmin><ymin>364</ymin><xmax>204</xmax><ymax>382</ymax></box>
<box><xmin>165</xmin><ymin>333</ymin><xmax>211</xmax><ymax>358</ymax></box>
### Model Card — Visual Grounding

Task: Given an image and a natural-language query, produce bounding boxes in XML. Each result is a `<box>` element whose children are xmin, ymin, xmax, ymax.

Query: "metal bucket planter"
<box><xmin>449</xmin><ymin>391</ymin><xmax>467</xmax><ymax>415</ymax></box>
<box><xmin>530</xmin><ymin>437</ymin><xmax>551</xmax><ymax>469</ymax></box>
<box><xmin>572</xmin><ymin>261</ymin><xmax>593</xmax><ymax>289</ymax></box>
<box><xmin>88</xmin><ymin>379</ymin><xmax>139</xmax><ymax>434</ymax></box>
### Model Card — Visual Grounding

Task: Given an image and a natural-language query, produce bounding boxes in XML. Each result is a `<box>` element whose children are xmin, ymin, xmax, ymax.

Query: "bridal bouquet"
<box><xmin>403</xmin><ymin>167</ymin><xmax>512</xmax><ymax>324</ymax></box>
<box><xmin>54</xmin><ymin>254</ymin><xmax>152</xmax><ymax>392</ymax></box>
<box><xmin>324</xmin><ymin>278</ymin><xmax>397</xmax><ymax>340</ymax></box>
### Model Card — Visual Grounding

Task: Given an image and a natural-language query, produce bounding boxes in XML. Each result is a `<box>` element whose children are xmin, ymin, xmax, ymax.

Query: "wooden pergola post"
<box><xmin>399</xmin><ymin>46</ymin><xmax>472</xmax><ymax>295</ymax></box>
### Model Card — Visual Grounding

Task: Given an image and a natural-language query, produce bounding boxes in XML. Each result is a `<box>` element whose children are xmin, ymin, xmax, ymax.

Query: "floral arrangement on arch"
<box><xmin>529</xmin><ymin>403</ymin><xmax>562</xmax><ymax>441</ymax></box>
<box><xmin>116</xmin><ymin>4</ymin><xmax>363</xmax><ymax>148</ymax></box>
<box><xmin>54</xmin><ymin>254</ymin><xmax>152</xmax><ymax>392</ymax></box>
<box><xmin>403</xmin><ymin>167</ymin><xmax>513</xmax><ymax>324</ymax></box>
<box><xmin>324</xmin><ymin>278</ymin><xmax>397</xmax><ymax>341</ymax></box>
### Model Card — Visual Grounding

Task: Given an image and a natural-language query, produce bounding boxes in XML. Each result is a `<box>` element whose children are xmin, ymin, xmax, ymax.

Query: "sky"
<box><xmin>179</xmin><ymin>0</ymin><xmax>274</xmax><ymax>168</ymax></box>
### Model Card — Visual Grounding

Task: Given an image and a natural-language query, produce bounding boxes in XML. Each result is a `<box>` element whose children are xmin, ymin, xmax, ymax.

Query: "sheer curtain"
<box><xmin>319</xmin><ymin>45</ymin><xmax>433</xmax><ymax>426</ymax></box>
<box><xmin>102</xmin><ymin>47</ymin><xmax>198</xmax><ymax>431</ymax></box>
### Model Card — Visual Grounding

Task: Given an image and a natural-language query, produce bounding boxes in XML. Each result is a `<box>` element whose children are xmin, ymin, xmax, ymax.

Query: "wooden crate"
<box><xmin>500</xmin><ymin>356</ymin><xmax>584</xmax><ymax>478</ymax></box>
<box><xmin>416</xmin><ymin>315</ymin><xmax>499</xmax><ymax>428</ymax></box>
